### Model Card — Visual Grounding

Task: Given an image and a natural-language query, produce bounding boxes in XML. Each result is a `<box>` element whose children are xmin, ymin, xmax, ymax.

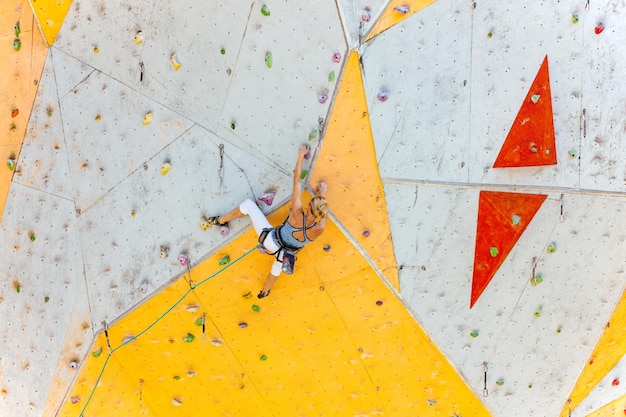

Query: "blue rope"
<box><xmin>78</xmin><ymin>245</ymin><xmax>259</xmax><ymax>416</ymax></box>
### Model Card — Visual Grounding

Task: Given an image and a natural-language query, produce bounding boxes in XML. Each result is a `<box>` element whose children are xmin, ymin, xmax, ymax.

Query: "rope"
<box><xmin>77</xmin><ymin>245</ymin><xmax>259</xmax><ymax>416</ymax></box>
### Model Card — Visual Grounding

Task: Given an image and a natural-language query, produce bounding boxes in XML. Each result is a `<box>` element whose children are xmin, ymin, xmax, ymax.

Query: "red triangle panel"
<box><xmin>493</xmin><ymin>55</ymin><xmax>556</xmax><ymax>168</ymax></box>
<box><xmin>470</xmin><ymin>191</ymin><xmax>547</xmax><ymax>308</ymax></box>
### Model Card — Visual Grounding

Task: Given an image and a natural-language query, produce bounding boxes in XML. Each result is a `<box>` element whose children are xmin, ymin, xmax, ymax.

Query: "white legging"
<box><xmin>239</xmin><ymin>199</ymin><xmax>283</xmax><ymax>276</ymax></box>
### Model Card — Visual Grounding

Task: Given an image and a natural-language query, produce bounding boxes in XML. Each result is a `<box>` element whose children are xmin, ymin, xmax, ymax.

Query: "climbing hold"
<box><xmin>187</xmin><ymin>370</ymin><xmax>197</xmax><ymax>377</ymax></box>
<box><xmin>534</xmin><ymin>306</ymin><xmax>542</xmax><ymax>317</ymax></box>
<box><xmin>489</xmin><ymin>247</ymin><xmax>499</xmax><ymax>257</ymax></box>
<box><xmin>470</xmin><ymin>330</ymin><xmax>479</xmax><ymax>338</ymax></box>
<box><xmin>323</xmin><ymin>245</ymin><xmax>331</xmax><ymax>252</ymax></box>
<box><xmin>93</xmin><ymin>47</ymin><xmax>99</xmax><ymax>53</ymax></box>
<box><xmin>70</xmin><ymin>396</ymin><xmax>80</xmax><ymax>404</ymax></box>
<box><xmin>595</xmin><ymin>24</ymin><xmax>604</xmax><ymax>34</ymax></box>
<box><xmin>258</xmin><ymin>191</ymin><xmax>276</xmax><ymax>206</ymax></box>
<box><xmin>375</xmin><ymin>300</ymin><xmax>383</xmax><ymax>306</ymax></box>
<box><xmin>304</xmin><ymin>151</ymin><xmax>311</xmax><ymax>160</ymax></box>
<box><xmin>260</xmin><ymin>4</ymin><xmax>270</xmax><ymax>16</ymax></box>
<box><xmin>15</xmin><ymin>286</ymin><xmax>21</xmax><ymax>293</ymax></box>
<box><xmin>172</xmin><ymin>397</ymin><xmax>183</xmax><ymax>406</ymax></box>
<box><xmin>14</xmin><ymin>21</ymin><xmax>20</xmax><ymax>37</ymax></box>
<box><xmin>178</xmin><ymin>254</ymin><xmax>190</xmax><ymax>267</ymax></box>
<box><xmin>220</xmin><ymin>225</ymin><xmax>230</xmax><ymax>236</ymax></box>
<box><xmin>331</xmin><ymin>50</ymin><xmax>341</xmax><ymax>63</ymax></box>
<box><xmin>218</xmin><ymin>255</ymin><xmax>230</xmax><ymax>265</ymax></box>
<box><xmin>328</xmin><ymin>71</ymin><xmax>336</xmax><ymax>82</ymax></box>
<box><xmin>260</xmin><ymin>354</ymin><xmax>268</xmax><ymax>361</ymax></box>
<box><xmin>238</xmin><ymin>322</ymin><xmax>248</xmax><ymax>328</ymax></box>
<box><xmin>361</xmin><ymin>9</ymin><xmax>371</xmax><ymax>22</ymax></box>
<box><xmin>122</xmin><ymin>335</ymin><xmax>136</xmax><ymax>344</ymax></box>
<box><xmin>318</xmin><ymin>93</ymin><xmax>329</xmax><ymax>104</ymax></box>
<box><xmin>251</xmin><ymin>304</ymin><xmax>260</xmax><ymax>312</ymax></box>
<box><xmin>230</xmin><ymin>122</ymin><xmax>236</xmax><ymax>130</ymax></box>
<box><xmin>183</xmin><ymin>333</ymin><xmax>195</xmax><ymax>343</ymax></box>
<box><xmin>173</xmin><ymin>375</ymin><xmax>181</xmax><ymax>380</ymax></box>
<box><xmin>220</xmin><ymin>48</ymin><xmax>226</xmax><ymax>55</ymax></box>
<box><xmin>242</xmin><ymin>291</ymin><xmax>252</xmax><ymax>299</ymax></box>
<box><xmin>11</xmin><ymin>108</ymin><xmax>19</xmax><ymax>118</ymax></box>
<box><xmin>612</xmin><ymin>378</ymin><xmax>620</xmax><ymax>386</ymax></box>
<box><xmin>265</xmin><ymin>51</ymin><xmax>273</xmax><ymax>68</ymax></box>
<box><xmin>300</xmin><ymin>170</ymin><xmax>308</xmax><ymax>180</ymax></box>
<box><xmin>546</xmin><ymin>242</ymin><xmax>556</xmax><ymax>253</ymax></box>
<box><xmin>186</xmin><ymin>303</ymin><xmax>199</xmax><ymax>313</ymax></box>
<box><xmin>531</xmin><ymin>94</ymin><xmax>540</xmax><ymax>104</ymax></box>
<box><xmin>377</xmin><ymin>91</ymin><xmax>389</xmax><ymax>102</ymax></box>
<box><xmin>170</xmin><ymin>53</ymin><xmax>182</xmax><ymax>70</ymax></box>
<box><xmin>393</xmin><ymin>5</ymin><xmax>411</xmax><ymax>14</ymax></box>
<box><xmin>95</xmin><ymin>114</ymin><xmax>101</xmax><ymax>121</ymax></box>
<box><xmin>134</xmin><ymin>31</ymin><xmax>144</xmax><ymax>44</ymax></box>
<box><xmin>160</xmin><ymin>163</ymin><xmax>172</xmax><ymax>175</ymax></box>
<box><xmin>69</xmin><ymin>360</ymin><xmax>79</xmax><ymax>369</ymax></box>
<box><xmin>131</xmin><ymin>210</ymin><xmax>138</xmax><ymax>217</ymax></box>
<box><xmin>496</xmin><ymin>378</ymin><xmax>504</xmax><ymax>386</ymax></box>
<box><xmin>487</xmin><ymin>31</ymin><xmax>493</xmax><ymax>38</ymax></box>
<box><xmin>92</xmin><ymin>347</ymin><xmax>103</xmax><ymax>358</ymax></box>
<box><xmin>363</xmin><ymin>230</ymin><xmax>371</xmax><ymax>237</ymax></box>
<box><xmin>210</xmin><ymin>338</ymin><xmax>223</xmax><ymax>347</ymax></box>
<box><xmin>556</xmin><ymin>327</ymin><xmax>562</xmax><ymax>333</ymax></box>
<box><xmin>194</xmin><ymin>317</ymin><xmax>204</xmax><ymax>326</ymax></box>
<box><xmin>568</xmin><ymin>149</ymin><xmax>578</xmax><ymax>158</ymax></box>
<box><xmin>138</xmin><ymin>280</ymin><xmax>149</xmax><ymax>293</ymax></box>
<box><xmin>511</xmin><ymin>214</ymin><xmax>521</xmax><ymax>225</ymax></box>
<box><xmin>571</xmin><ymin>14</ymin><xmax>579</xmax><ymax>23</ymax></box>
<box><xmin>6</xmin><ymin>159</ymin><xmax>15</xmax><ymax>171</ymax></box>
<box><xmin>47</xmin><ymin>107</ymin><xmax>53</xmax><ymax>117</ymax></box>
<box><xmin>426</xmin><ymin>399</ymin><xmax>436</xmax><ymax>406</ymax></box>
<box><xmin>160</xmin><ymin>245</ymin><xmax>169</xmax><ymax>259</ymax></box>
<box><xmin>44</xmin><ymin>296</ymin><xmax>49</xmax><ymax>303</ymax></box>
<box><xmin>308</xmin><ymin>130</ymin><xmax>318</xmax><ymax>141</ymax></box>
<box><xmin>530</xmin><ymin>274</ymin><xmax>543</xmax><ymax>286</ymax></box>
<box><xmin>142</xmin><ymin>111</ymin><xmax>154</xmax><ymax>125</ymax></box>
<box><xmin>12</xmin><ymin>39</ymin><xmax>21</xmax><ymax>50</ymax></box>
<box><xmin>29</xmin><ymin>233</ymin><xmax>35</xmax><ymax>242</ymax></box>
<box><xmin>319</xmin><ymin>285</ymin><xmax>325</xmax><ymax>291</ymax></box>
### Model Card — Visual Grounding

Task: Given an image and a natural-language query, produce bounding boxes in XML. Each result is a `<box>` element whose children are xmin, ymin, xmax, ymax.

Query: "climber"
<box><xmin>206</xmin><ymin>144</ymin><xmax>328</xmax><ymax>299</ymax></box>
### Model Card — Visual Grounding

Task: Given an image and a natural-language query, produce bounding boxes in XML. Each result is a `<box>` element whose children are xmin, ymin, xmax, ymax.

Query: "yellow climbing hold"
<box><xmin>93</xmin><ymin>47</ymin><xmax>100</xmax><ymax>53</ymax></box>
<box><xmin>134</xmin><ymin>31</ymin><xmax>144</xmax><ymax>44</ymax></box>
<box><xmin>170</xmin><ymin>53</ymin><xmax>182</xmax><ymax>70</ymax></box>
<box><xmin>142</xmin><ymin>112</ymin><xmax>153</xmax><ymax>125</ymax></box>
<box><xmin>160</xmin><ymin>163</ymin><xmax>173</xmax><ymax>176</ymax></box>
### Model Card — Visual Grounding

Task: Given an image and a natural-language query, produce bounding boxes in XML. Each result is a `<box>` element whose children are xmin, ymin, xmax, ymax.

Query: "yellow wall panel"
<box><xmin>0</xmin><ymin>1</ymin><xmax>47</xmax><ymax>220</ymax></box>
<box><xmin>311</xmin><ymin>50</ymin><xmax>400</xmax><ymax>291</ymax></box>
<box><xmin>28</xmin><ymin>0</ymin><xmax>73</xmax><ymax>45</ymax></box>
<box><xmin>365</xmin><ymin>0</ymin><xmax>438</xmax><ymax>42</ymax></box>
<box><xmin>585</xmin><ymin>393</ymin><xmax>626</xmax><ymax>417</ymax></box>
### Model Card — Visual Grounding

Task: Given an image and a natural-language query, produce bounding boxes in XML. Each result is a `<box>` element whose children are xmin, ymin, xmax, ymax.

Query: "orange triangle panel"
<box><xmin>470</xmin><ymin>191</ymin><xmax>547</xmax><ymax>308</ymax></box>
<box><xmin>493</xmin><ymin>55</ymin><xmax>556</xmax><ymax>168</ymax></box>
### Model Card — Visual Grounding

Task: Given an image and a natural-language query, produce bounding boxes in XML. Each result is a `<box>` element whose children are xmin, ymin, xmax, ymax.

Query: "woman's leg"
<box><xmin>237</xmin><ymin>199</ymin><xmax>273</xmax><ymax>235</ymax></box>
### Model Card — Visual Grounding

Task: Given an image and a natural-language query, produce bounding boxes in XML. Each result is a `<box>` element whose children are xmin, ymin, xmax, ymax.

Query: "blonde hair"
<box><xmin>309</xmin><ymin>196</ymin><xmax>328</xmax><ymax>221</ymax></box>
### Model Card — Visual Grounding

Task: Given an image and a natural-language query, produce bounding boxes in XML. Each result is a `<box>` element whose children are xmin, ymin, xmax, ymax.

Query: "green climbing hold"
<box><xmin>300</xmin><ymin>170</ymin><xmax>308</xmax><ymax>180</ymax></box>
<box><xmin>44</xmin><ymin>296</ymin><xmax>50</xmax><ymax>303</ymax></box>
<box><xmin>92</xmin><ymin>347</ymin><xmax>103</xmax><ymax>358</ymax></box>
<box><xmin>12</xmin><ymin>39</ymin><xmax>21</xmax><ymax>51</ymax></box>
<box><xmin>260</xmin><ymin>354</ymin><xmax>268</xmax><ymax>361</ymax></box>
<box><xmin>173</xmin><ymin>375</ymin><xmax>181</xmax><ymax>380</ymax></box>
<box><xmin>6</xmin><ymin>159</ymin><xmax>15</xmax><ymax>170</ymax></box>
<box><xmin>530</xmin><ymin>274</ymin><xmax>543</xmax><ymax>286</ymax></box>
<box><xmin>183</xmin><ymin>333</ymin><xmax>195</xmax><ymax>343</ymax></box>
<box><xmin>546</xmin><ymin>242</ymin><xmax>556</xmax><ymax>253</ymax></box>
<box><xmin>230</xmin><ymin>122</ymin><xmax>236</xmax><ymax>130</ymax></box>
<box><xmin>531</xmin><ymin>94</ymin><xmax>540</xmax><ymax>104</ymax></box>
<box><xmin>470</xmin><ymin>330</ymin><xmax>479</xmax><ymax>338</ymax></box>
<box><xmin>218</xmin><ymin>255</ymin><xmax>230</xmax><ymax>265</ymax></box>
<box><xmin>328</xmin><ymin>71</ymin><xmax>336</xmax><ymax>82</ymax></box>
<box><xmin>251</xmin><ymin>304</ymin><xmax>260</xmax><ymax>312</ymax></box>
<box><xmin>489</xmin><ymin>247</ymin><xmax>498</xmax><ymax>257</ymax></box>
<box><xmin>568</xmin><ymin>149</ymin><xmax>578</xmax><ymax>158</ymax></box>
<box><xmin>30</xmin><ymin>234</ymin><xmax>36</xmax><ymax>242</ymax></box>
<box><xmin>260</xmin><ymin>5</ymin><xmax>270</xmax><ymax>16</ymax></box>
<box><xmin>571</xmin><ymin>14</ymin><xmax>579</xmax><ymax>23</ymax></box>
<box><xmin>496</xmin><ymin>378</ymin><xmax>504</xmax><ymax>386</ymax></box>
<box><xmin>265</xmin><ymin>51</ymin><xmax>273</xmax><ymax>68</ymax></box>
<box><xmin>14</xmin><ymin>21</ymin><xmax>20</xmax><ymax>38</ymax></box>
<box><xmin>16</xmin><ymin>286</ymin><xmax>21</xmax><ymax>293</ymax></box>
<box><xmin>308</xmin><ymin>130</ymin><xmax>318</xmax><ymax>141</ymax></box>
<box><xmin>195</xmin><ymin>317</ymin><xmax>204</xmax><ymax>326</ymax></box>
<box><xmin>534</xmin><ymin>306</ymin><xmax>542</xmax><ymax>317</ymax></box>
<box><xmin>511</xmin><ymin>214</ymin><xmax>521</xmax><ymax>225</ymax></box>
<box><xmin>220</xmin><ymin>48</ymin><xmax>226</xmax><ymax>55</ymax></box>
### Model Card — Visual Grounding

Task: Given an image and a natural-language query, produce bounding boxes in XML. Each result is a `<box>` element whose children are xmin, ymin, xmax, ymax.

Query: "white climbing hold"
<box><xmin>186</xmin><ymin>303</ymin><xmax>200</xmax><ymax>313</ymax></box>
<box><xmin>172</xmin><ymin>397</ymin><xmax>183</xmax><ymax>406</ymax></box>
<box><xmin>69</xmin><ymin>360</ymin><xmax>79</xmax><ymax>369</ymax></box>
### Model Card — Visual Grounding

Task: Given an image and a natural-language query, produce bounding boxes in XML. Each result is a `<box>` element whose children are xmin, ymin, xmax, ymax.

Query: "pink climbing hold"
<box><xmin>361</xmin><ymin>9</ymin><xmax>371</xmax><ymax>22</ymax></box>
<box><xmin>377</xmin><ymin>91</ymin><xmax>389</xmax><ymax>102</ymax></box>
<box><xmin>318</xmin><ymin>93</ymin><xmax>329</xmax><ymax>104</ymax></box>
<box><xmin>394</xmin><ymin>5</ymin><xmax>410</xmax><ymax>14</ymax></box>
<box><xmin>331</xmin><ymin>50</ymin><xmax>341</xmax><ymax>63</ymax></box>
<box><xmin>178</xmin><ymin>254</ymin><xmax>190</xmax><ymax>267</ymax></box>
<box><xmin>258</xmin><ymin>191</ymin><xmax>276</xmax><ymax>206</ymax></box>
<box><xmin>595</xmin><ymin>24</ymin><xmax>604</xmax><ymax>34</ymax></box>
<box><xmin>70</xmin><ymin>396</ymin><xmax>81</xmax><ymax>404</ymax></box>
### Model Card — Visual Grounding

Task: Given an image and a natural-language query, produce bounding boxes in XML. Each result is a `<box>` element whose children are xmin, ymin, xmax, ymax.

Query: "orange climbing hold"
<box><xmin>493</xmin><ymin>55</ymin><xmax>556</xmax><ymax>168</ymax></box>
<box><xmin>470</xmin><ymin>191</ymin><xmax>547</xmax><ymax>308</ymax></box>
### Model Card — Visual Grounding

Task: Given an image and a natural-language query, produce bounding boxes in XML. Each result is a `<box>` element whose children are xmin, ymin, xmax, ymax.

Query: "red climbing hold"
<box><xmin>470</xmin><ymin>191</ymin><xmax>547</xmax><ymax>308</ymax></box>
<box><xmin>595</xmin><ymin>24</ymin><xmax>604</xmax><ymax>34</ymax></box>
<box><xmin>612</xmin><ymin>378</ymin><xmax>620</xmax><ymax>386</ymax></box>
<box><xmin>493</xmin><ymin>55</ymin><xmax>556</xmax><ymax>168</ymax></box>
